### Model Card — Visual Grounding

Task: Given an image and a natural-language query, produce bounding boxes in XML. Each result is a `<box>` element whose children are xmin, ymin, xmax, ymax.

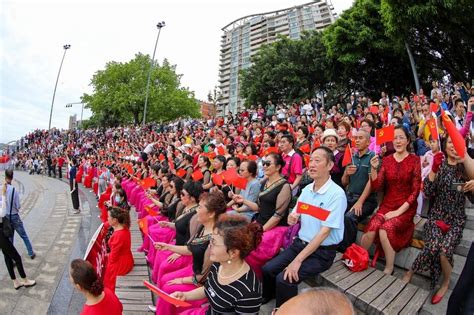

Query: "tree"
<box><xmin>82</xmin><ymin>53</ymin><xmax>200</xmax><ymax>126</ymax></box>
<box><xmin>322</xmin><ymin>0</ymin><xmax>414</xmax><ymax>96</ymax></box>
<box><xmin>240</xmin><ymin>32</ymin><xmax>330</xmax><ymax>106</ymax></box>
<box><xmin>380</xmin><ymin>0</ymin><xmax>474</xmax><ymax>83</ymax></box>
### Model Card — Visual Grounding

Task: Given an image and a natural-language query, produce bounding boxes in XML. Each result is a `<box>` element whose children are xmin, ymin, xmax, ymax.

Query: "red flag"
<box><xmin>125</xmin><ymin>164</ymin><xmax>133</xmax><ymax>175</ymax></box>
<box><xmin>191</xmin><ymin>169</ymin><xmax>204</xmax><ymax>181</ymax></box>
<box><xmin>370</xmin><ymin>106</ymin><xmax>379</xmax><ymax>114</ymax></box>
<box><xmin>233</xmin><ymin>176</ymin><xmax>248</xmax><ymax>190</ymax></box>
<box><xmin>427</xmin><ymin>118</ymin><xmax>439</xmax><ymax>141</ymax></box>
<box><xmin>212</xmin><ymin>173</ymin><xmax>224</xmax><ymax>186</ymax></box>
<box><xmin>140</xmin><ymin>177</ymin><xmax>156</xmax><ymax>189</ymax></box>
<box><xmin>145</xmin><ymin>205</ymin><xmax>158</xmax><ymax>217</ymax></box>
<box><xmin>375</xmin><ymin>125</ymin><xmax>395</xmax><ymax>145</ymax></box>
<box><xmin>299</xmin><ymin>143</ymin><xmax>311</xmax><ymax>154</ymax></box>
<box><xmin>355</xmin><ymin>120</ymin><xmax>361</xmax><ymax>130</ymax></box>
<box><xmin>222</xmin><ymin>168</ymin><xmax>239</xmax><ymax>185</ymax></box>
<box><xmin>247</xmin><ymin>155</ymin><xmax>259</xmax><ymax>161</ymax></box>
<box><xmin>168</xmin><ymin>159</ymin><xmax>175</xmax><ymax>170</ymax></box>
<box><xmin>303</xmin><ymin>154</ymin><xmax>310</xmax><ymax>168</ymax></box>
<box><xmin>261</xmin><ymin>147</ymin><xmax>279</xmax><ymax>157</ymax></box>
<box><xmin>159</xmin><ymin>154</ymin><xmax>165</xmax><ymax>161</ymax></box>
<box><xmin>296</xmin><ymin>201</ymin><xmax>330</xmax><ymax>221</ymax></box>
<box><xmin>342</xmin><ymin>144</ymin><xmax>352</xmax><ymax>167</ymax></box>
<box><xmin>176</xmin><ymin>169</ymin><xmax>187</xmax><ymax>178</ymax></box>
<box><xmin>441</xmin><ymin>111</ymin><xmax>466</xmax><ymax>158</ymax></box>
<box><xmin>143</xmin><ymin>280</ymin><xmax>191</xmax><ymax>307</ymax></box>
<box><xmin>236</xmin><ymin>154</ymin><xmax>247</xmax><ymax>161</ymax></box>
<box><xmin>430</xmin><ymin>102</ymin><xmax>438</xmax><ymax>113</ymax></box>
<box><xmin>138</xmin><ymin>218</ymin><xmax>149</xmax><ymax>235</ymax></box>
<box><xmin>312</xmin><ymin>139</ymin><xmax>321</xmax><ymax>151</ymax></box>
<box><xmin>217</xmin><ymin>146</ymin><xmax>225</xmax><ymax>156</ymax></box>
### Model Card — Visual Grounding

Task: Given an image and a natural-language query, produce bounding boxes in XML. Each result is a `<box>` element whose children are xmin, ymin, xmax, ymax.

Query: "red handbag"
<box><xmin>342</xmin><ymin>243</ymin><xmax>369</xmax><ymax>272</ymax></box>
<box><xmin>435</xmin><ymin>220</ymin><xmax>451</xmax><ymax>234</ymax></box>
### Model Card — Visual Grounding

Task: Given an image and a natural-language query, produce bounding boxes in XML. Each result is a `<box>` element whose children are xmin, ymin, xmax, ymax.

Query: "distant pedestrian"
<box><xmin>57</xmin><ymin>155</ymin><xmax>65</xmax><ymax>179</ymax></box>
<box><xmin>69</xmin><ymin>157</ymin><xmax>80</xmax><ymax>214</ymax></box>
<box><xmin>4</xmin><ymin>169</ymin><xmax>36</xmax><ymax>259</ymax></box>
<box><xmin>70</xmin><ymin>259</ymin><xmax>123</xmax><ymax>315</ymax></box>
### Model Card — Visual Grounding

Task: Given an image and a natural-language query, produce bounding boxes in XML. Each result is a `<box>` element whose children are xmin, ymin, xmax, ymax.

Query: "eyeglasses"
<box><xmin>262</xmin><ymin>161</ymin><xmax>273</xmax><ymax>167</ymax></box>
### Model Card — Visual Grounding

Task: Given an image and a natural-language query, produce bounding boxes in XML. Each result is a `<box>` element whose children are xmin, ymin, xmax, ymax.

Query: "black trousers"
<box><xmin>262</xmin><ymin>238</ymin><xmax>336</xmax><ymax>307</ymax></box>
<box><xmin>447</xmin><ymin>242</ymin><xmax>474</xmax><ymax>315</ymax></box>
<box><xmin>0</xmin><ymin>224</ymin><xmax>26</xmax><ymax>280</ymax></box>
<box><xmin>58</xmin><ymin>165</ymin><xmax>62</xmax><ymax>178</ymax></box>
<box><xmin>338</xmin><ymin>194</ymin><xmax>378</xmax><ymax>252</ymax></box>
<box><xmin>70</xmin><ymin>181</ymin><xmax>80</xmax><ymax>210</ymax></box>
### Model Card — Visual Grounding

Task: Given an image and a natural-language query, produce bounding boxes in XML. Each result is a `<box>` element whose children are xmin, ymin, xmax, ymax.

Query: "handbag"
<box><xmin>2</xmin><ymin>187</ymin><xmax>15</xmax><ymax>238</ymax></box>
<box><xmin>342</xmin><ymin>243</ymin><xmax>369</xmax><ymax>272</ymax></box>
<box><xmin>435</xmin><ymin>220</ymin><xmax>451</xmax><ymax>234</ymax></box>
<box><xmin>282</xmin><ymin>222</ymin><xmax>301</xmax><ymax>249</ymax></box>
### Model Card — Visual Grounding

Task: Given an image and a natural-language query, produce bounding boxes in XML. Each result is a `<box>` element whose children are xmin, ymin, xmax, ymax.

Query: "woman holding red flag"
<box><xmin>403</xmin><ymin>136</ymin><xmax>474</xmax><ymax>304</ymax></box>
<box><xmin>232</xmin><ymin>153</ymin><xmax>291</xmax><ymax>278</ymax></box>
<box><xmin>361</xmin><ymin>125</ymin><xmax>421</xmax><ymax>275</ymax></box>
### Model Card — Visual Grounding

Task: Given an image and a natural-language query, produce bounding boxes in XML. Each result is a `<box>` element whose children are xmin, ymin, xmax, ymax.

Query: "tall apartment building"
<box><xmin>218</xmin><ymin>0</ymin><xmax>336</xmax><ymax>115</ymax></box>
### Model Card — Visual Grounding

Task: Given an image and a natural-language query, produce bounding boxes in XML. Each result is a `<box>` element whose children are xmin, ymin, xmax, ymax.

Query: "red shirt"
<box><xmin>81</xmin><ymin>288</ymin><xmax>123</xmax><ymax>315</ymax></box>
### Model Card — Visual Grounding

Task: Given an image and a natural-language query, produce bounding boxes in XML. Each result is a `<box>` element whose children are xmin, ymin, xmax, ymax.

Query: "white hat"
<box><xmin>321</xmin><ymin>129</ymin><xmax>339</xmax><ymax>142</ymax></box>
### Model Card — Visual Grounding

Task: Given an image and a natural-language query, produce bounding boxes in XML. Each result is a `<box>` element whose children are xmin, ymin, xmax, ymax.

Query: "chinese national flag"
<box><xmin>222</xmin><ymin>168</ymin><xmax>239</xmax><ymax>185</ymax></box>
<box><xmin>191</xmin><ymin>169</ymin><xmax>204</xmax><ymax>181</ymax></box>
<box><xmin>342</xmin><ymin>144</ymin><xmax>352</xmax><ymax>167</ymax></box>
<box><xmin>168</xmin><ymin>159</ymin><xmax>175</xmax><ymax>170</ymax></box>
<box><xmin>430</xmin><ymin>102</ymin><xmax>438</xmax><ymax>113</ymax></box>
<box><xmin>143</xmin><ymin>280</ymin><xmax>191</xmax><ymax>307</ymax></box>
<box><xmin>125</xmin><ymin>164</ymin><xmax>133</xmax><ymax>175</ymax></box>
<box><xmin>261</xmin><ymin>147</ymin><xmax>279</xmax><ymax>157</ymax></box>
<box><xmin>299</xmin><ymin>143</ymin><xmax>311</xmax><ymax>154</ymax></box>
<box><xmin>141</xmin><ymin>177</ymin><xmax>156</xmax><ymax>189</ymax></box>
<box><xmin>233</xmin><ymin>176</ymin><xmax>248</xmax><ymax>190</ymax></box>
<box><xmin>236</xmin><ymin>154</ymin><xmax>247</xmax><ymax>161</ymax></box>
<box><xmin>247</xmin><ymin>155</ymin><xmax>259</xmax><ymax>161</ymax></box>
<box><xmin>441</xmin><ymin>111</ymin><xmax>466</xmax><ymax>158</ymax></box>
<box><xmin>176</xmin><ymin>169</ymin><xmax>187</xmax><ymax>178</ymax></box>
<box><xmin>159</xmin><ymin>154</ymin><xmax>165</xmax><ymax>161</ymax></box>
<box><xmin>375</xmin><ymin>125</ymin><xmax>395</xmax><ymax>145</ymax></box>
<box><xmin>312</xmin><ymin>139</ymin><xmax>321</xmax><ymax>151</ymax></box>
<box><xmin>138</xmin><ymin>218</ymin><xmax>149</xmax><ymax>235</ymax></box>
<box><xmin>370</xmin><ymin>106</ymin><xmax>379</xmax><ymax>114</ymax></box>
<box><xmin>207</xmin><ymin>152</ymin><xmax>217</xmax><ymax>159</ymax></box>
<box><xmin>145</xmin><ymin>205</ymin><xmax>158</xmax><ymax>217</ymax></box>
<box><xmin>427</xmin><ymin>118</ymin><xmax>439</xmax><ymax>141</ymax></box>
<box><xmin>212</xmin><ymin>173</ymin><xmax>224</xmax><ymax>186</ymax></box>
<box><xmin>296</xmin><ymin>201</ymin><xmax>330</xmax><ymax>221</ymax></box>
<box><xmin>217</xmin><ymin>146</ymin><xmax>225</xmax><ymax>156</ymax></box>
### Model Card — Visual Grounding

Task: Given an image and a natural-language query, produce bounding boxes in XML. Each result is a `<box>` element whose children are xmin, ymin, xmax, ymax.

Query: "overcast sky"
<box><xmin>0</xmin><ymin>0</ymin><xmax>352</xmax><ymax>143</ymax></box>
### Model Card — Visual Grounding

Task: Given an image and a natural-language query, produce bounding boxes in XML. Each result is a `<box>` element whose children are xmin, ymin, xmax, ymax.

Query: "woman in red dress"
<box><xmin>103</xmin><ymin>207</ymin><xmax>134</xmax><ymax>292</ymax></box>
<box><xmin>361</xmin><ymin>125</ymin><xmax>421</xmax><ymax>275</ymax></box>
<box><xmin>70</xmin><ymin>259</ymin><xmax>123</xmax><ymax>315</ymax></box>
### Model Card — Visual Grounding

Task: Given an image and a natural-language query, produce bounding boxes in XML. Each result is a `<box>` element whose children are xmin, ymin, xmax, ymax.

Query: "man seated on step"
<box><xmin>338</xmin><ymin>129</ymin><xmax>378</xmax><ymax>252</ymax></box>
<box><xmin>262</xmin><ymin>147</ymin><xmax>347</xmax><ymax>308</ymax></box>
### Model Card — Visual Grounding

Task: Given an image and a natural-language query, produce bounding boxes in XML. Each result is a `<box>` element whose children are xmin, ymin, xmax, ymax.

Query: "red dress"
<box><xmin>104</xmin><ymin>228</ymin><xmax>134</xmax><ymax>292</ymax></box>
<box><xmin>365</xmin><ymin>154</ymin><xmax>421</xmax><ymax>251</ymax></box>
<box><xmin>80</xmin><ymin>288</ymin><xmax>123</xmax><ymax>315</ymax></box>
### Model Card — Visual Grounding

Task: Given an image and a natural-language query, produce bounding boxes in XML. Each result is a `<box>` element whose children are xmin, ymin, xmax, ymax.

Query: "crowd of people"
<box><xmin>3</xmin><ymin>80</ymin><xmax>474</xmax><ymax>314</ymax></box>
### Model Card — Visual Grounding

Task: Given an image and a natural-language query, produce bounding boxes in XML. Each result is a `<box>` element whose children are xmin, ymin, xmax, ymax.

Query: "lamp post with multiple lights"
<box><xmin>142</xmin><ymin>21</ymin><xmax>165</xmax><ymax>126</ymax></box>
<box><xmin>48</xmin><ymin>44</ymin><xmax>71</xmax><ymax>130</ymax></box>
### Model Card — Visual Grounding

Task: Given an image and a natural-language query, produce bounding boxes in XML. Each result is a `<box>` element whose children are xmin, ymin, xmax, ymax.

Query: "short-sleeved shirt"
<box><xmin>4</xmin><ymin>184</ymin><xmax>20</xmax><ymax>215</ymax></box>
<box><xmin>294</xmin><ymin>178</ymin><xmax>347</xmax><ymax>245</ymax></box>
<box><xmin>69</xmin><ymin>165</ymin><xmax>77</xmax><ymax>184</ymax></box>
<box><xmin>282</xmin><ymin>150</ymin><xmax>303</xmax><ymax>184</ymax></box>
<box><xmin>347</xmin><ymin>150</ymin><xmax>375</xmax><ymax>196</ymax></box>
<box><xmin>205</xmin><ymin>263</ymin><xmax>262</xmax><ymax>315</ymax></box>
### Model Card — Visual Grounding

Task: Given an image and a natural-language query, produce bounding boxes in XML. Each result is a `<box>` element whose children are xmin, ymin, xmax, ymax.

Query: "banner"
<box><xmin>84</xmin><ymin>223</ymin><xmax>108</xmax><ymax>279</ymax></box>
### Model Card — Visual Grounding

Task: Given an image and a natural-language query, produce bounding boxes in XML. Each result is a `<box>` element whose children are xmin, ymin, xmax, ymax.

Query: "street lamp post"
<box><xmin>143</xmin><ymin>21</ymin><xmax>165</xmax><ymax>127</ymax></box>
<box><xmin>48</xmin><ymin>44</ymin><xmax>71</xmax><ymax>130</ymax></box>
<box><xmin>65</xmin><ymin>102</ymin><xmax>85</xmax><ymax>128</ymax></box>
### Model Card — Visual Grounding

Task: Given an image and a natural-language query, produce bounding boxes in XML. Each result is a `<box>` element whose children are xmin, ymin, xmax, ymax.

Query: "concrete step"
<box><xmin>419</xmin><ymin>289</ymin><xmax>452</xmax><ymax>315</ymax></box>
<box><xmin>466</xmin><ymin>207</ymin><xmax>474</xmax><ymax>230</ymax></box>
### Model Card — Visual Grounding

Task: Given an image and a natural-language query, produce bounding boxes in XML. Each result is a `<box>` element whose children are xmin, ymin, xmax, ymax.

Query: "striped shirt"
<box><xmin>205</xmin><ymin>263</ymin><xmax>262</xmax><ymax>315</ymax></box>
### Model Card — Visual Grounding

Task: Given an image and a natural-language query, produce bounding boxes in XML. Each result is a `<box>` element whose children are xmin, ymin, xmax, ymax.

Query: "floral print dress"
<box><xmin>411</xmin><ymin>162</ymin><xmax>474</xmax><ymax>288</ymax></box>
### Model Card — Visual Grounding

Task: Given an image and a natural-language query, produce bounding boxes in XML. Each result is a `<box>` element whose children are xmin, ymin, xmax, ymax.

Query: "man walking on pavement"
<box><xmin>69</xmin><ymin>157</ymin><xmax>81</xmax><ymax>214</ymax></box>
<box><xmin>4</xmin><ymin>169</ymin><xmax>36</xmax><ymax>259</ymax></box>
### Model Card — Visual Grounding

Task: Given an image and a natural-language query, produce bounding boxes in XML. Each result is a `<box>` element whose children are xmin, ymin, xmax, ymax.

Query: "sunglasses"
<box><xmin>262</xmin><ymin>161</ymin><xmax>273</xmax><ymax>167</ymax></box>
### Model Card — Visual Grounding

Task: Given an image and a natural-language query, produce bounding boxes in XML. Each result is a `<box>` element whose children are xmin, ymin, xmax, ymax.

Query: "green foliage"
<box><xmin>82</xmin><ymin>53</ymin><xmax>200</xmax><ymax>126</ymax></box>
<box><xmin>240</xmin><ymin>32</ymin><xmax>329</xmax><ymax>106</ymax></box>
<box><xmin>380</xmin><ymin>0</ymin><xmax>474</xmax><ymax>82</ymax></box>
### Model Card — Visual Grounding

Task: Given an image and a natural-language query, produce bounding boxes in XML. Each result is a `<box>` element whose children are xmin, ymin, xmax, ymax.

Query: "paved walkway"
<box><xmin>0</xmin><ymin>171</ymin><xmax>100</xmax><ymax>315</ymax></box>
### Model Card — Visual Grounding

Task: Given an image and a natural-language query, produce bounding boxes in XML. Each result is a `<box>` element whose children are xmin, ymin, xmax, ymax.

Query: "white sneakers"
<box><xmin>13</xmin><ymin>278</ymin><xmax>36</xmax><ymax>290</ymax></box>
